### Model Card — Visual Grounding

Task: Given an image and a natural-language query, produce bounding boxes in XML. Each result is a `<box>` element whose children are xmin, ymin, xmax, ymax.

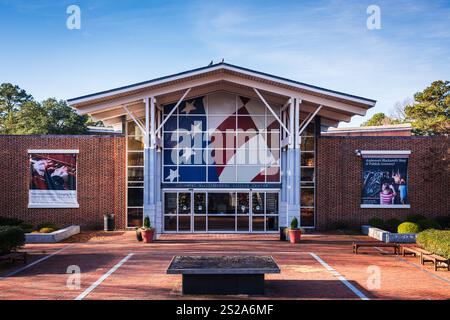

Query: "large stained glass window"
<box><xmin>162</xmin><ymin>92</ymin><xmax>281</xmax><ymax>184</ymax></box>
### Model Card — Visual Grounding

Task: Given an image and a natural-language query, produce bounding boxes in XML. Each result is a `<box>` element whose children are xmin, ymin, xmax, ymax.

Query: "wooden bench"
<box><xmin>422</xmin><ymin>254</ymin><xmax>450</xmax><ymax>271</ymax></box>
<box><xmin>167</xmin><ymin>256</ymin><xmax>280</xmax><ymax>295</ymax></box>
<box><xmin>352</xmin><ymin>242</ymin><xmax>400</xmax><ymax>255</ymax></box>
<box><xmin>0</xmin><ymin>252</ymin><xmax>27</xmax><ymax>264</ymax></box>
<box><xmin>402</xmin><ymin>246</ymin><xmax>432</xmax><ymax>261</ymax></box>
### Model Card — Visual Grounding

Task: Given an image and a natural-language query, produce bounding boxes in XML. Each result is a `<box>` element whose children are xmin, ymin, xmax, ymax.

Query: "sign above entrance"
<box><xmin>162</xmin><ymin>183</ymin><xmax>281</xmax><ymax>189</ymax></box>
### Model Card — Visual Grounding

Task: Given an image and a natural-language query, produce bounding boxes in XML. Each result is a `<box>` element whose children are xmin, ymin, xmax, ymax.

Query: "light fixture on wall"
<box><xmin>355</xmin><ymin>149</ymin><xmax>362</xmax><ymax>157</ymax></box>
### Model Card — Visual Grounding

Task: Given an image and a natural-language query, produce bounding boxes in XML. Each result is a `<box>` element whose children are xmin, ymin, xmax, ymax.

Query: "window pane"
<box><xmin>178</xmin><ymin>192</ymin><xmax>191</xmax><ymax>214</ymax></box>
<box><xmin>301</xmin><ymin>122</ymin><xmax>315</xmax><ymax>136</ymax></box>
<box><xmin>127</xmin><ymin>208</ymin><xmax>143</xmax><ymax>228</ymax></box>
<box><xmin>301</xmin><ymin>188</ymin><xmax>315</xmax><ymax>207</ymax></box>
<box><xmin>208</xmin><ymin>193</ymin><xmax>236</xmax><ymax>214</ymax></box>
<box><xmin>237</xmin><ymin>216</ymin><xmax>249</xmax><ymax>231</ymax></box>
<box><xmin>208</xmin><ymin>216</ymin><xmax>235</xmax><ymax>231</ymax></box>
<box><xmin>127</xmin><ymin>188</ymin><xmax>143</xmax><ymax>206</ymax></box>
<box><xmin>252</xmin><ymin>216</ymin><xmax>265</xmax><ymax>231</ymax></box>
<box><xmin>301</xmin><ymin>168</ymin><xmax>315</xmax><ymax>182</ymax></box>
<box><xmin>164</xmin><ymin>216</ymin><xmax>177</xmax><ymax>231</ymax></box>
<box><xmin>128</xmin><ymin>136</ymin><xmax>144</xmax><ymax>150</ymax></box>
<box><xmin>194</xmin><ymin>193</ymin><xmax>206</xmax><ymax>214</ymax></box>
<box><xmin>164</xmin><ymin>193</ymin><xmax>177</xmax><ymax>215</ymax></box>
<box><xmin>252</xmin><ymin>192</ymin><xmax>265</xmax><ymax>214</ymax></box>
<box><xmin>266</xmin><ymin>193</ymin><xmax>279</xmax><ymax>214</ymax></box>
<box><xmin>301</xmin><ymin>152</ymin><xmax>315</xmax><ymax>167</ymax></box>
<box><xmin>127</xmin><ymin>121</ymin><xmax>144</xmax><ymax>136</ymax></box>
<box><xmin>237</xmin><ymin>193</ymin><xmax>249</xmax><ymax>214</ymax></box>
<box><xmin>266</xmin><ymin>216</ymin><xmax>278</xmax><ymax>231</ymax></box>
<box><xmin>301</xmin><ymin>137</ymin><xmax>315</xmax><ymax>151</ymax></box>
<box><xmin>301</xmin><ymin>208</ymin><xmax>315</xmax><ymax>227</ymax></box>
<box><xmin>128</xmin><ymin>167</ymin><xmax>144</xmax><ymax>182</ymax></box>
<box><xmin>178</xmin><ymin>216</ymin><xmax>191</xmax><ymax>231</ymax></box>
<box><xmin>128</xmin><ymin>152</ymin><xmax>144</xmax><ymax>166</ymax></box>
<box><xmin>194</xmin><ymin>216</ymin><xmax>206</xmax><ymax>231</ymax></box>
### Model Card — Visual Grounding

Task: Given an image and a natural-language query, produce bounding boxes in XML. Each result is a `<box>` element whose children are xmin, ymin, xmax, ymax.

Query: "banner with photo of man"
<box><xmin>362</xmin><ymin>157</ymin><xmax>409</xmax><ymax>207</ymax></box>
<box><xmin>28</xmin><ymin>150</ymin><xmax>79</xmax><ymax>208</ymax></box>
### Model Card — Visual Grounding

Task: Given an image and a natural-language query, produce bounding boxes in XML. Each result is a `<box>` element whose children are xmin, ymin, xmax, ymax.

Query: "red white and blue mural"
<box><xmin>163</xmin><ymin>92</ymin><xmax>281</xmax><ymax>184</ymax></box>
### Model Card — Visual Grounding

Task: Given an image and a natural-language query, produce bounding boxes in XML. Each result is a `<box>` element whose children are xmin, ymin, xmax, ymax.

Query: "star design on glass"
<box><xmin>181</xmin><ymin>101</ymin><xmax>196</xmax><ymax>114</ymax></box>
<box><xmin>165</xmin><ymin>168</ymin><xmax>179</xmax><ymax>182</ymax></box>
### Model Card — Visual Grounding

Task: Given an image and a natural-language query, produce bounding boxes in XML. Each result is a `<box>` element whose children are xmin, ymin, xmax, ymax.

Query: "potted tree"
<box><xmin>289</xmin><ymin>217</ymin><xmax>301</xmax><ymax>243</ymax></box>
<box><xmin>141</xmin><ymin>217</ymin><xmax>155</xmax><ymax>243</ymax></box>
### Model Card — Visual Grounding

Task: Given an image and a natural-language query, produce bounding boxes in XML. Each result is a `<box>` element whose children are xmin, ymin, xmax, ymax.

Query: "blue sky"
<box><xmin>0</xmin><ymin>0</ymin><xmax>449</xmax><ymax>126</ymax></box>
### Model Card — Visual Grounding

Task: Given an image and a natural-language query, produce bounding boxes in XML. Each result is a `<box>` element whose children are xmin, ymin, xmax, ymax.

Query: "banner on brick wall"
<box><xmin>361</xmin><ymin>151</ymin><xmax>410</xmax><ymax>208</ymax></box>
<box><xmin>28</xmin><ymin>150</ymin><xmax>79</xmax><ymax>208</ymax></box>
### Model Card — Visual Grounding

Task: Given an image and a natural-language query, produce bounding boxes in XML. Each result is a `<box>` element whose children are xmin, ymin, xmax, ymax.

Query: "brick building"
<box><xmin>0</xmin><ymin>64</ymin><xmax>448</xmax><ymax>232</ymax></box>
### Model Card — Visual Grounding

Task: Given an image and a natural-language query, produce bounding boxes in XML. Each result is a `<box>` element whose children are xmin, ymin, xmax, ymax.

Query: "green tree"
<box><xmin>0</xmin><ymin>83</ymin><xmax>91</xmax><ymax>134</ymax></box>
<box><xmin>14</xmin><ymin>101</ymin><xmax>49</xmax><ymax>134</ymax></box>
<box><xmin>362</xmin><ymin>112</ymin><xmax>393</xmax><ymax>126</ymax></box>
<box><xmin>41</xmin><ymin>98</ymin><xmax>89</xmax><ymax>134</ymax></box>
<box><xmin>0</xmin><ymin>83</ymin><xmax>33</xmax><ymax>133</ymax></box>
<box><xmin>405</xmin><ymin>80</ymin><xmax>450</xmax><ymax>135</ymax></box>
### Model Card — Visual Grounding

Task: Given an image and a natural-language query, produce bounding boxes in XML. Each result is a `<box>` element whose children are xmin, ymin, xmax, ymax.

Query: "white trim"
<box><xmin>75</xmin><ymin>253</ymin><xmax>134</xmax><ymax>300</ymax></box>
<box><xmin>309</xmin><ymin>252</ymin><xmax>369</xmax><ymax>300</ymax></box>
<box><xmin>69</xmin><ymin>65</ymin><xmax>376</xmax><ymax>107</ymax></box>
<box><xmin>361</xmin><ymin>150</ymin><xmax>411</xmax><ymax>156</ymax></box>
<box><xmin>361</xmin><ymin>204</ymin><xmax>411</xmax><ymax>209</ymax></box>
<box><xmin>28</xmin><ymin>203</ymin><xmax>80</xmax><ymax>209</ymax></box>
<box><xmin>28</xmin><ymin>149</ymin><xmax>79</xmax><ymax>154</ymax></box>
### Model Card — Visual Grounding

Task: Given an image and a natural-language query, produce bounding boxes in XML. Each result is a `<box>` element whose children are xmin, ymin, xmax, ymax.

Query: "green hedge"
<box><xmin>0</xmin><ymin>217</ymin><xmax>23</xmax><ymax>226</ymax></box>
<box><xmin>416</xmin><ymin>230</ymin><xmax>450</xmax><ymax>259</ymax></box>
<box><xmin>398</xmin><ymin>222</ymin><xmax>421</xmax><ymax>234</ymax></box>
<box><xmin>368</xmin><ymin>218</ymin><xmax>385</xmax><ymax>229</ymax></box>
<box><xmin>0</xmin><ymin>226</ymin><xmax>25</xmax><ymax>255</ymax></box>
<box><xmin>418</xmin><ymin>219</ymin><xmax>441</xmax><ymax>230</ymax></box>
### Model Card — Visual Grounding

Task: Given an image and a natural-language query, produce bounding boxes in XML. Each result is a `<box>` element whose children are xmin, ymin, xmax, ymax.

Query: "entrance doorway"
<box><xmin>163</xmin><ymin>190</ymin><xmax>279</xmax><ymax>233</ymax></box>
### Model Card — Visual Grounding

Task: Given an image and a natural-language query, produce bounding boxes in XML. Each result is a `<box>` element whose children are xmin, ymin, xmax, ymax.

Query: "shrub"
<box><xmin>0</xmin><ymin>217</ymin><xmax>23</xmax><ymax>226</ymax></box>
<box><xmin>398</xmin><ymin>222</ymin><xmax>421</xmax><ymax>234</ymax></box>
<box><xmin>0</xmin><ymin>226</ymin><xmax>25</xmax><ymax>255</ymax></box>
<box><xmin>18</xmin><ymin>222</ymin><xmax>33</xmax><ymax>233</ymax></box>
<box><xmin>290</xmin><ymin>217</ymin><xmax>299</xmax><ymax>230</ymax></box>
<box><xmin>416</xmin><ymin>230</ymin><xmax>450</xmax><ymax>259</ymax></box>
<box><xmin>36</xmin><ymin>222</ymin><xmax>59</xmax><ymax>231</ymax></box>
<box><xmin>435</xmin><ymin>216</ymin><xmax>450</xmax><ymax>229</ymax></box>
<box><xmin>406</xmin><ymin>214</ymin><xmax>426</xmax><ymax>223</ymax></box>
<box><xmin>368</xmin><ymin>218</ymin><xmax>385</xmax><ymax>229</ymax></box>
<box><xmin>385</xmin><ymin>218</ymin><xmax>402</xmax><ymax>233</ymax></box>
<box><xmin>39</xmin><ymin>227</ymin><xmax>56</xmax><ymax>234</ymax></box>
<box><xmin>417</xmin><ymin>219</ymin><xmax>441</xmax><ymax>230</ymax></box>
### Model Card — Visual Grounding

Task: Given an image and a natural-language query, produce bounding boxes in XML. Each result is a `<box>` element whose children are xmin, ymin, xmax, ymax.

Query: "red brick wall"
<box><xmin>0</xmin><ymin>135</ymin><xmax>126</xmax><ymax>230</ymax></box>
<box><xmin>316</xmin><ymin>136</ymin><xmax>449</xmax><ymax>230</ymax></box>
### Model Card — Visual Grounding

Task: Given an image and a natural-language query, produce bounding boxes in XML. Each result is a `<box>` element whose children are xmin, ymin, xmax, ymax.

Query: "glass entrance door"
<box><xmin>163</xmin><ymin>190</ymin><xmax>279</xmax><ymax>233</ymax></box>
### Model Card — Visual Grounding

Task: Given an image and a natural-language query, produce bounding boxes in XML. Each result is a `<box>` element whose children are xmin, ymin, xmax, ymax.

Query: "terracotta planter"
<box><xmin>289</xmin><ymin>229</ymin><xmax>301</xmax><ymax>243</ymax></box>
<box><xmin>141</xmin><ymin>229</ymin><xmax>154</xmax><ymax>243</ymax></box>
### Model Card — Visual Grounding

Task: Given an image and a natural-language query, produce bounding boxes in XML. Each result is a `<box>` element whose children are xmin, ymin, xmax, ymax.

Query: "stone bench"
<box><xmin>167</xmin><ymin>256</ymin><xmax>281</xmax><ymax>295</ymax></box>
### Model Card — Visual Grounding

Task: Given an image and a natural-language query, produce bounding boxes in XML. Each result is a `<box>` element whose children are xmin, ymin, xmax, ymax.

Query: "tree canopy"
<box><xmin>0</xmin><ymin>83</ymin><xmax>94</xmax><ymax>135</ymax></box>
<box><xmin>361</xmin><ymin>112</ymin><xmax>395</xmax><ymax>127</ymax></box>
<box><xmin>405</xmin><ymin>80</ymin><xmax>450</xmax><ymax>135</ymax></box>
<box><xmin>361</xmin><ymin>80</ymin><xmax>449</xmax><ymax>135</ymax></box>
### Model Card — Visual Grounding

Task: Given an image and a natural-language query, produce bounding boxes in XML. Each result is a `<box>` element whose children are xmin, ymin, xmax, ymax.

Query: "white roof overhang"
<box><xmin>68</xmin><ymin>63</ymin><xmax>376</xmax><ymax>127</ymax></box>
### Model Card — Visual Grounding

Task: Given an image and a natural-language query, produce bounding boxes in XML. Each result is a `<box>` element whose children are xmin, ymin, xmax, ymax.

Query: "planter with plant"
<box><xmin>289</xmin><ymin>217</ymin><xmax>301</xmax><ymax>244</ymax></box>
<box><xmin>141</xmin><ymin>217</ymin><xmax>155</xmax><ymax>243</ymax></box>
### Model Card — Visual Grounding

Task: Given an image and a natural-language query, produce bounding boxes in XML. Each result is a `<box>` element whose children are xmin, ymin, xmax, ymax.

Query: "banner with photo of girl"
<box><xmin>28</xmin><ymin>150</ymin><xmax>79</xmax><ymax>208</ymax></box>
<box><xmin>362</xmin><ymin>157</ymin><xmax>409</xmax><ymax>206</ymax></box>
